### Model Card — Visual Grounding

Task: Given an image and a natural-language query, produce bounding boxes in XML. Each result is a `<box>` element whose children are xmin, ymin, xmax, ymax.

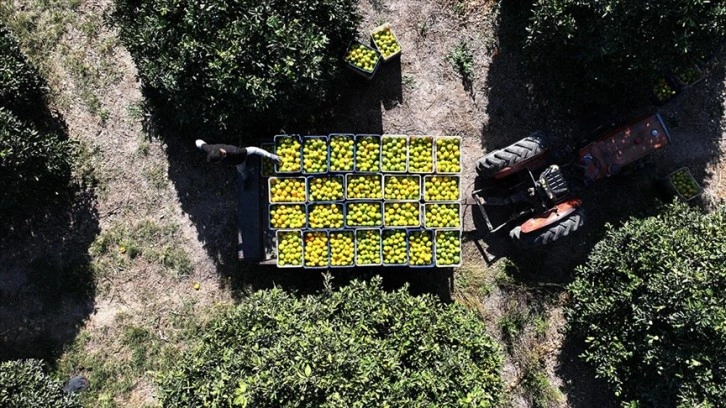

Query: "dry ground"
<box><xmin>1</xmin><ymin>0</ymin><xmax>724</xmax><ymax>407</ymax></box>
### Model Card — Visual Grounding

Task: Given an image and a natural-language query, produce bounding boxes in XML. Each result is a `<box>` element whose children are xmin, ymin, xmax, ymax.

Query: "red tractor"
<box><xmin>473</xmin><ymin>113</ymin><xmax>671</xmax><ymax>246</ymax></box>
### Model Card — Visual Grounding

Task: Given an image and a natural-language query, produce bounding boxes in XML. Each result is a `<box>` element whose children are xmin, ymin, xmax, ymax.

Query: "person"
<box><xmin>195</xmin><ymin>139</ymin><xmax>281</xmax><ymax>179</ymax></box>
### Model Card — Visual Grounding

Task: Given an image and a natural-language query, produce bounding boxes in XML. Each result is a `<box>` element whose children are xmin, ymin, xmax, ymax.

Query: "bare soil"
<box><xmin>1</xmin><ymin>0</ymin><xmax>724</xmax><ymax>407</ymax></box>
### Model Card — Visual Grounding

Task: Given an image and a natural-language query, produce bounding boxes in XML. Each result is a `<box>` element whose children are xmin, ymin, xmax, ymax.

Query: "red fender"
<box><xmin>520</xmin><ymin>199</ymin><xmax>582</xmax><ymax>234</ymax></box>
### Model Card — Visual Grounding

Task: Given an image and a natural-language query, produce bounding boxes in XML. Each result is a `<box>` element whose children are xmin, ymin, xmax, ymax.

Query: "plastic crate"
<box><xmin>423</xmin><ymin>174</ymin><xmax>461</xmax><ymax>202</ymax></box>
<box><xmin>307</xmin><ymin>203</ymin><xmax>346</xmax><ymax>229</ymax></box>
<box><xmin>302</xmin><ymin>135</ymin><xmax>330</xmax><ymax>175</ymax></box>
<box><xmin>328</xmin><ymin>230</ymin><xmax>356</xmax><ymax>268</ymax></box>
<box><xmin>343</xmin><ymin>42</ymin><xmax>382</xmax><ymax>80</ymax></box>
<box><xmin>328</xmin><ymin>133</ymin><xmax>356</xmax><ymax>172</ymax></box>
<box><xmin>345</xmin><ymin>201</ymin><xmax>383</xmax><ymax>228</ymax></box>
<box><xmin>268</xmin><ymin>176</ymin><xmax>307</xmax><ymax>203</ymax></box>
<box><xmin>383</xmin><ymin>202</ymin><xmax>421</xmax><ymax>228</ymax></box>
<box><xmin>434</xmin><ymin>136</ymin><xmax>462</xmax><ymax>174</ymax></box>
<box><xmin>260</xmin><ymin>142</ymin><xmax>276</xmax><ymax>177</ymax></box>
<box><xmin>434</xmin><ymin>229</ymin><xmax>462</xmax><ymax>268</ymax></box>
<box><xmin>423</xmin><ymin>203</ymin><xmax>462</xmax><ymax>228</ymax></box>
<box><xmin>268</xmin><ymin>203</ymin><xmax>307</xmax><ymax>230</ymax></box>
<box><xmin>276</xmin><ymin>230</ymin><xmax>304</xmax><ymax>268</ymax></box>
<box><xmin>380</xmin><ymin>134</ymin><xmax>408</xmax><ymax>173</ymax></box>
<box><xmin>274</xmin><ymin>134</ymin><xmax>302</xmax><ymax>173</ymax></box>
<box><xmin>345</xmin><ymin>173</ymin><xmax>383</xmax><ymax>200</ymax></box>
<box><xmin>383</xmin><ymin>174</ymin><xmax>421</xmax><ymax>201</ymax></box>
<box><xmin>355</xmin><ymin>228</ymin><xmax>382</xmax><ymax>266</ymax></box>
<box><xmin>408</xmin><ymin>229</ymin><xmax>435</xmax><ymax>268</ymax></box>
<box><xmin>381</xmin><ymin>228</ymin><xmax>409</xmax><ymax>266</ymax></box>
<box><xmin>407</xmin><ymin>135</ymin><xmax>435</xmax><ymax>173</ymax></box>
<box><xmin>354</xmin><ymin>134</ymin><xmax>381</xmax><ymax>173</ymax></box>
<box><xmin>668</xmin><ymin>167</ymin><xmax>703</xmax><ymax>201</ymax></box>
<box><xmin>307</xmin><ymin>174</ymin><xmax>346</xmax><ymax>202</ymax></box>
<box><xmin>370</xmin><ymin>23</ymin><xmax>402</xmax><ymax>62</ymax></box>
<box><xmin>302</xmin><ymin>230</ymin><xmax>330</xmax><ymax>269</ymax></box>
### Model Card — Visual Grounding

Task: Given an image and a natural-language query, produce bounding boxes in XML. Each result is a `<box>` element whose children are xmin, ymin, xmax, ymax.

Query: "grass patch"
<box><xmin>448</xmin><ymin>41</ymin><xmax>474</xmax><ymax>82</ymax></box>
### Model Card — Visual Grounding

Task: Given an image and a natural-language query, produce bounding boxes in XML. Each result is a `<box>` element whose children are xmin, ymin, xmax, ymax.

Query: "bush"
<box><xmin>0</xmin><ymin>24</ymin><xmax>75</xmax><ymax>217</ymax></box>
<box><xmin>567</xmin><ymin>202</ymin><xmax>726</xmax><ymax>406</ymax></box>
<box><xmin>112</xmin><ymin>0</ymin><xmax>361</xmax><ymax>141</ymax></box>
<box><xmin>0</xmin><ymin>359</ymin><xmax>81</xmax><ymax>408</ymax></box>
<box><xmin>525</xmin><ymin>0</ymin><xmax>726</xmax><ymax>106</ymax></box>
<box><xmin>158</xmin><ymin>277</ymin><xmax>504</xmax><ymax>407</ymax></box>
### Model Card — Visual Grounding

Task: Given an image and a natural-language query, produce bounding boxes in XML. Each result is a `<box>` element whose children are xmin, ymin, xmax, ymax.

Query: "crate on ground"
<box><xmin>346</xmin><ymin>173</ymin><xmax>383</xmax><ymax>200</ymax></box>
<box><xmin>307</xmin><ymin>174</ymin><xmax>345</xmax><ymax>202</ymax></box>
<box><xmin>382</xmin><ymin>228</ymin><xmax>408</xmax><ymax>266</ymax></box>
<box><xmin>276</xmin><ymin>230</ymin><xmax>304</xmax><ymax>268</ymax></box>
<box><xmin>307</xmin><ymin>203</ymin><xmax>345</xmax><ymax>229</ymax></box>
<box><xmin>381</xmin><ymin>134</ymin><xmax>408</xmax><ymax>172</ymax></box>
<box><xmin>384</xmin><ymin>174</ymin><xmax>421</xmax><ymax>201</ymax></box>
<box><xmin>345</xmin><ymin>201</ymin><xmax>383</xmax><ymax>227</ymax></box>
<box><xmin>354</xmin><ymin>134</ymin><xmax>381</xmax><ymax>173</ymax></box>
<box><xmin>370</xmin><ymin>23</ymin><xmax>402</xmax><ymax>61</ymax></box>
<box><xmin>268</xmin><ymin>176</ymin><xmax>306</xmax><ymax>203</ymax></box>
<box><xmin>303</xmin><ymin>230</ymin><xmax>329</xmax><ymax>269</ymax></box>
<box><xmin>383</xmin><ymin>202</ymin><xmax>421</xmax><ymax>228</ymax></box>
<box><xmin>408</xmin><ymin>135</ymin><xmax>435</xmax><ymax>173</ymax></box>
<box><xmin>344</xmin><ymin>42</ymin><xmax>381</xmax><ymax>80</ymax></box>
<box><xmin>302</xmin><ymin>135</ymin><xmax>329</xmax><ymax>174</ymax></box>
<box><xmin>329</xmin><ymin>230</ymin><xmax>355</xmax><ymax>268</ymax></box>
<box><xmin>668</xmin><ymin>167</ymin><xmax>703</xmax><ymax>201</ymax></box>
<box><xmin>408</xmin><ymin>229</ymin><xmax>435</xmax><ymax>268</ymax></box>
<box><xmin>423</xmin><ymin>203</ymin><xmax>462</xmax><ymax>228</ymax></box>
<box><xmin>274</xmin><ymin>134</ymin><xmax>302</xmax><ymax>173</ymax></box>
<box><xmin>268</xmin><ymin>203</ymin><xmax>307</xmax><ymax>230</ymax></box>
<box><xmin>355</xmin><ymin>228</ymin><xmax>382</xmax><ymax>266</ymax></box>
<box><xmin>328</xmin><ymin>133</ymin><xmax>356</xmax><ymax>172</ymax></box>
<box><xmin>434</xmin><ymin>136</ymin><xmax>462</xmax><ymax>174</ymax></box>
<box><xmin>423</xmin><ymin>174</ymin><xmax>461</xmax><ymax>202</ymax></box>
<box><xmin>260</xmin><ymin>142</ymin><xmax>276</xmax><ymax>177</ymax></box>
<box><xmin>435</xmin><ymin>229</ymin><xmax>462</xmax><ymax>267</ymax></box>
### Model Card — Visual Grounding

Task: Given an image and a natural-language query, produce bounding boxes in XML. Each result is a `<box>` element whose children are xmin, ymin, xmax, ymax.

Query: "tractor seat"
<box><xmin>537</xmin><ymin>165</ymin><xmax>569</xmax><ymax>200</ymax></box>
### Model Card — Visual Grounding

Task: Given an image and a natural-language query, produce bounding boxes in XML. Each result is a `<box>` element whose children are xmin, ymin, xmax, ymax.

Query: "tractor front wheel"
<box><xmin>510</xmin><ymin>207</ymin><xmax>585</xmax><ymax>247</ymax></box>
<box><xmin>476</xmin><ymin>132</ymin><xmax>548</xmax><ymax>179</ymax></box>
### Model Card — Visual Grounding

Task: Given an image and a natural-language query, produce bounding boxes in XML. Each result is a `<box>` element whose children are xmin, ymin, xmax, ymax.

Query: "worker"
<box><xmin>195</xmin><ymin>139</ymin><xmax>281</xmax><ymax>178</ymax></box>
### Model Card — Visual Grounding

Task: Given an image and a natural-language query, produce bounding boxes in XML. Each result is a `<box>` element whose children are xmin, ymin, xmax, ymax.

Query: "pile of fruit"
<box><xmin>329</xmin><ymin>134</ymin><xmax>355</xmax><ymax>172</ymax></box>
<box><xmin>355</xmin><ymin>136</ymin><xmax>381</xmax><ymax>172</ymax></box>
<box><xmin>304</xmin><ymin>231</ymin><xmax>329</xmax><ymax>267</ymax></box>
<box><xmin>381</xmin><ymin>135</ymin><xmax>407</xmax><ymax>172</ymax></box>
<box><xmin>355</xmin><ymin>229</ymin><xmax>381</xmax><ymax>265</ymax></box>
<box><xmin>424</xmin><ymin>176</ymin><xmax>460</xmax><ymax>201</ymax></box>
<box><xmin>276</xmin><ymin>136</ymin><xmax>302</xmax><ymax>172</ymax></box>
<box><xmin>270</xmin><ymin>177</ymin><xmax>306</xmax><ymax>203</ymax></box>
<box><xmin>372</xmin><ymin>26</ymin><xmax>401</xmax><ymax>59</ymax></box>
<box><xmin>346</xmin><ymin>202</ymin><xmax>383</xmax><ymax>227</ymax></box>
<box><xmin>344</xmin><ymin>43</ymin><xmax>380</xmax><ymax>73</ymax></box>
<box><xmin>408</xmin><ymin>136</ymin><xmax>434</xmax><ymax>172</ymax></box>
<box><xmin>384</xmin><ymin>202</ymin><xmax>420</xmax><ymax>227</ymax></box>
<box><xmin>424</xmin><ymin>203</ymin><xmax>460</xmax><ymax>228</ymax></box>
<box><xmin>277</xmin><ymin>231</ymin><xmax>303</xmax><ymax>266</ymax></box>
<box><xmin>670</xmin><ymin>168</ymin><xmax>701</xmax><ymax>200</ymax></box>
<box><xmin>269</xmin><ymin>204</ymin><xmax>306</xmax><ymax>229</ymax></box>
<box><xmin>309</xmin><ymin>176</ymin><xmax>344</xmax><ymax>201</ymax></box>
<box><xmin>261</xmin><ymin>144</ymin><xmax>276</xmax><ymax>177</ymax></box>
<box><xmin>329</xmin><ymin>231</ymin><xmax>355</xmax><ymax>267</ymax></box>
<box><xmin>436</xmin><ymin>231</ymin><xmax>461</xmax><ymax>266</ymax></box>
<box><xmin>347</xmin><ymin>175</ymin><xmax>382</xmax><ymax>199</ymax></box>
<box><xmin>436</xmin><ymin>137</ymin><xmax>461</xmax><ymax>173</ymax></box>
<box><xmin>384</xmin><ymin>175</ymin><xmax>420</xmax><ymax>200</ymax></box>
<box><xmin>408</xmin><ymin>230</ymin><xmax>433</xmax><ymax>266</ymax></box>
<box><xmin>303</xmin><ymin>137</ymin><xmax>328</xmax><ymax>173</ymax></box>
<box><xmin>308</xmin><ymin>204</ymin><xmax>344</xmax><ymax>229</ymax></box>
<box><xmin>382</xmin><ymin>229</ymin><xmax>407</xmax><ymax>265</ymax></box>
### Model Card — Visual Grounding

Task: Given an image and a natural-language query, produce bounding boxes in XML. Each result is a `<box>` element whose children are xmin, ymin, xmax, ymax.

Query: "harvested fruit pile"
<box><xmin>267</xmin><ymin>134</ymin><xmax>462</xmax><ymax>268</ymax></box>
<box><xmin>669</xmin><ymin>168</ymin><xmax>702</xmax><ymax>201</ymax></box>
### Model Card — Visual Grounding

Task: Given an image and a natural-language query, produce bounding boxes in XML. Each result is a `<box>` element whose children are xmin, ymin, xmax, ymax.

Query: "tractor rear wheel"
<box><xmin>509</xmin><ymin>207</ymin><xmax>585</xmax><ymax>247</ymax></box>
<box><xmin>476</xmin><ymin>132</ymin><xmax>548</xmax><ymax>179</ymax></box>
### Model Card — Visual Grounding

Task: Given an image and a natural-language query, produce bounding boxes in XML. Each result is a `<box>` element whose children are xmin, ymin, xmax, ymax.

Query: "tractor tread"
<box><xmin>476</xmin><ymin>132</ymin><xmax>547</xmax><ymax>179</ymax></box>
<box><xmin>510</xmin><ymin>208</ymin><xmax>585</xmax><ymax>247</ymax></box>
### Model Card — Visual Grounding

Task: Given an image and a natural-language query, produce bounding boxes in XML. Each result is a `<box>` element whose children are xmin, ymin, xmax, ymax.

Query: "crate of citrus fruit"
<box><xmin>371</xmin><ymin>23</ymin><xmax>401</xmax><ymax>61</ymax></box>
<box><xmin>668</xmin><ymin>167</ymin><xmax>702</xmax><ymax>201</ymax></box>
<box><xmin>344</xmin><ymin>42</ymin><xmax>381</xmax><ymax>79</ymax></box>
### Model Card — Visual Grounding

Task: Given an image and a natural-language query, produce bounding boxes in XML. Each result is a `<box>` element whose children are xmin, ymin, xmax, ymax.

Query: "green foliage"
<box><xmin>525</xmin><ymin>0</ymin><xmax>726</xmax><ymax>106</ymax></box>
<box><xmin>158</xmin><ymin>277</ymin><xmax>504</xmax><ymax>407</ymax></box>
<box><xmin>448</xmin><ymin>41</ymin><xmax>474</xmax><ymax>82</ymax></box>
<box><xmin>567</xmin><ymin>202</ymin><xmax>726</xmax><ymax>406</ymax></box>
<box><xmin>0</xmin><ymin>360</ymin><xmax>81</xmax><ymax>408</ymax></box>
<box><xmin>111</xmin><ymin>0</ymin><xmax>361</xmax><ymax>141</ymax></box>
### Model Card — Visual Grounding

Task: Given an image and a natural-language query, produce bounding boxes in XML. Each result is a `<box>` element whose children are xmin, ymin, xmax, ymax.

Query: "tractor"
<box><xmin>472</xmin><ymin>113</ymin><xmax>671</xmax><ymax>247</ymax></box>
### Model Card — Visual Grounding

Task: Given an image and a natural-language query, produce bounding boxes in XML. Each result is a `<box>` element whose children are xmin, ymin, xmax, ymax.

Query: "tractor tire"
<box><xmin>509</xmin><ymin>207</ymin><xmax>585</xmax><ymax>248</ymax></box>
<box><xmin>476</xmin><ymin>132</ymin><xmax>548</xmax><ymax>179</ymax></box>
